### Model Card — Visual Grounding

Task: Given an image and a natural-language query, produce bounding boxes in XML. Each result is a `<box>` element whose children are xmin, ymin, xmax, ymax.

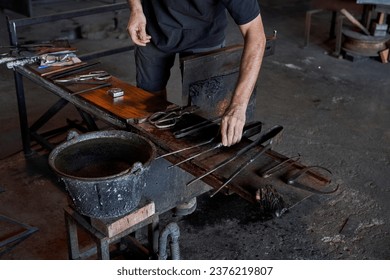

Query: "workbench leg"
<box><xmin>334</xmin><ymin>14</ymin><xmax>345</xmax><ymax>57</ymax></box>
<box><xmin>304</xmin><ymin>9</ymin><xmax>324</xmax><ymax>47</ymax></box>
<box><xmin>149</xmin><ymin>216</ymin><xmax>159</xmax><ymax>258</ymax></box>
<box><xmin>329</xmin><ymin>11</ymin><xmax>337</xmax><ymax>38</ymax></box>
<box><xmin>77</xmin><ymin>108</ymin><xmax>99</xmax><ymax>131</ymax></box>
<box><xmin>97</xmin><ymin>238</ymin><xmax>110</xmax><ymax>260</ymax></box>
<box><xmin>64</xmin><ymin>211</ymin><xmax>81</xmax><ymax>260</ymax></box>
<box><xmin>13</xmin><ymin>72</ymin><xmax>33</xmax><ymax>157</ymax></box>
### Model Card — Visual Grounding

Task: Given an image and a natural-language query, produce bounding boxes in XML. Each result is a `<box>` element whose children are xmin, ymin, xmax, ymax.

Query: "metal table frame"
<box><xmin>64</xmin><ymin>206</ymin><xmax>159</xmax><ymax>260</ymax></box>
<box><xmin>6</xmin><ymin>2</ymin><xmax>134</xmax><ymax>156</ymax></box>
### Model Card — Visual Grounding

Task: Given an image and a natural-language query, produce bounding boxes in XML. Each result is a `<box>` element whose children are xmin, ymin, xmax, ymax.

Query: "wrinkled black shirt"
<box><xmin>142</xmin><ymin>0</ymin><xmax>260</xmax><ymax>52</ymax></box>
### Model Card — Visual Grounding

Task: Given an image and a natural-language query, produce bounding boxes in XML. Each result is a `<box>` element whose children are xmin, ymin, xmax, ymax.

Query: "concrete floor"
<box><xmin>1</xmin><ymin>0</ymin><xmax>389</xmax><ymax>260</ymax></box>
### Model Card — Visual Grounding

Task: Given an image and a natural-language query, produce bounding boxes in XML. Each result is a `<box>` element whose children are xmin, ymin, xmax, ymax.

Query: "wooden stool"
<box><xmin>64</xmin><ymin>201</ymin><xmax>159</xmax><ymax>260</ymax></box>
<box><xmin>303</xmin><ymin>0</ymin><xmax>367</xmax><ymax>56</ymax></box>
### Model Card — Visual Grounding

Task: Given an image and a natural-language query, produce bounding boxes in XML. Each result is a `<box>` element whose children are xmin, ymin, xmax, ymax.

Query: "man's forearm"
<box><xmin>127</xmin><ymin>0</ymin><xmax>143</xmax><ymax>14</ymax></box>
<box><xmin>233</xmin><ymin>14</ymin><xmax>266</xmax><ymax>107</ymax></box>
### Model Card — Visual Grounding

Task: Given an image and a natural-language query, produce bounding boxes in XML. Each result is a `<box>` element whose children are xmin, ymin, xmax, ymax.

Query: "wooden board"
<box><xmin>26</xmin><ymin>62</ymin><xmax>170</xmax><ymax>123</ymax></box>
<box><xmin>73</xmin><ymin>77</ymin><xmax>170</xmax><ymax>123</ymax></box>
<box><xmin>90</xmin><ymin>201</ymin><xmax>155</xmax><ymax>238</ymax></box>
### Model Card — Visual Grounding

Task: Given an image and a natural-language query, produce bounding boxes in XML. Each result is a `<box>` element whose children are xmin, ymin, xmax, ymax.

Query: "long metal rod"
<box><xmin>156</xmin><ymin>138</ymin><xmax>215</xmax><ymax>159</ymax></box>
<box><xmin>7</xmin><ymin>3</ymin><xmax>129</xmax><ymax>28</ymax></box>
<box><xmin>70</xmin><ymin>83</ymin><xmax>111</xmax><ymax>95</ymax></box>
<box><xmin>168</xmin><ymin>143</ymin><xmax>223</xmax><ymax>169</ymax></box>
<box><xmin>79</xmin><ymin>46</ymin><xmax>134</xmax><ymax>61</ymax></box>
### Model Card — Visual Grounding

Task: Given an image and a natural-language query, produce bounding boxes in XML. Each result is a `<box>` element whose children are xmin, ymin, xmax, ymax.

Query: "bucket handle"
<box><xmin>115</xmin><ymin>162</ymin><xmax>144</xmax><ymax>177</ymax></box>
<box><xmin>66</xmin><ymin>130</ymin><xmax>80</xmax><ymax>141</ymax></box>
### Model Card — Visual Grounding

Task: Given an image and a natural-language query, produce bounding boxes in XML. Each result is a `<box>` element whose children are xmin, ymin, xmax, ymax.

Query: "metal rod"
<box><xmin>70</xmin><ymin>83</ymin><xmax>111</xmax><ymax>96</ymax></box>
<box><xmin>168</xmin><ymin>143</ymin><xmax>223</xmax><ymax>169</ymax></box>
<box><xmin>79</xmin><ymin>46</ymin><xmax>134</xmax><ymax>61</ymax></box>
<box><xmin>156</xmin><ymin>138</ymin><xmax>215</xmax><ymax>159</ymax></box>
<box><xmin>7</xmin><ymin>3</ymin><xmax>129</xmax><ymax>28</ymax></box>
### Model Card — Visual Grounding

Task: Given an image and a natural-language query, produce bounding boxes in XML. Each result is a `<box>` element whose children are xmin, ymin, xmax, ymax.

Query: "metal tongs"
<box><xmin>187</xmin><ymin>125</ymin><xmax>284</xmax><ymax>187</ymax></box>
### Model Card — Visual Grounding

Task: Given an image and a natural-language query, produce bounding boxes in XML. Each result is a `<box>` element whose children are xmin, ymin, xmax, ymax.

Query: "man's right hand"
<box><xmin>127</xmin><ymin>1</ymin><xmax>151</xmax><ymax>46</ymax></box>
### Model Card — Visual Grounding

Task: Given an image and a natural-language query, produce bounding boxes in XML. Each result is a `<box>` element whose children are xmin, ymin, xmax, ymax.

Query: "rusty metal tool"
<box><xmin>210</xmin><ymin>140</ymin><xmax>274</xmax><ymax>197</ymax></box>
<box><xmin>173</xmin><ymin>116</ymin><xmax>221</xmax><ymax>139</ymax></box>
<box><xmin>70</xmin><ymin>82</ymin><xmax>112</xmax><ymax>96</ymax></box>
<box><xmin>187</xmin><ymin>125</ymin><xmax>283</xmax><ymax>187</ymax></box>
<box><xmin>285</xmin><ymin>166</ymin><xmax>339</xmax><ymax>194</ymax></box>
<box><xmin>260</xmin><ymin>154</ymin><xmax>301</xmax><ymax>178</ymax></box>
<box><xmin>168</xmin><ymin>121</ymin><xmax>263</xmax><ymax>169</ymax></box>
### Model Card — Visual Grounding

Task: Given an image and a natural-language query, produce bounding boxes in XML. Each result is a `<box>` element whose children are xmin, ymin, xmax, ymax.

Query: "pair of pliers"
<box><xmin>148</xmin><ymin>105</ymin><xmax>199</xmax><ymax>129</ymax></box>
<box><xmin>53</xmin><ymin>70</ymin><xmax>111</xmax><ymax>84</ymax></box>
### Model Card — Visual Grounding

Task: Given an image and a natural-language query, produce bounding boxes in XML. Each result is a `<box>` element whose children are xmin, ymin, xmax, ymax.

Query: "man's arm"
<box><xmin>127</xmin><ymin>0</ymin><xmax>151</xmax><ymax>46</ymax></box>
<box><xmin>221</xmin><ymin>14</ymin><xmax>266</xmax><ymax>146</ymax></box>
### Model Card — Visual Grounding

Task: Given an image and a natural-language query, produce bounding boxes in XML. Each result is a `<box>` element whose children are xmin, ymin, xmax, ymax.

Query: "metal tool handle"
<box><xmin>173</xmin><ymin>116</ymin><xmax>221</xmax><ymax>138</ymax></box>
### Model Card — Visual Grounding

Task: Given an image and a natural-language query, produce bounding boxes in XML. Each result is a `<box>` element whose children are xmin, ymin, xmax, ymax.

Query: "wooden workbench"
<box><xmin>15</xmin><ymin>62</ymin><xmax>333</xmax><ymax>213</ymax></box>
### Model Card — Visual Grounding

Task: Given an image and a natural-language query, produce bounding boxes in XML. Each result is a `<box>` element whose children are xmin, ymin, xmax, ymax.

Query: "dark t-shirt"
<box><xmin>142</xmin><ymin>0</ymin><xmax>260</xmax><ymax>52</ymax></box>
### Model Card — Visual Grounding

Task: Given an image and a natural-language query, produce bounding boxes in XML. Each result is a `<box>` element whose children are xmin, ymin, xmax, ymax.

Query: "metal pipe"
<box><xmin>7</xmin><ymin>3</ymin><xmax>129</xmax><ymax>28</ymax></box>
<box><xmin>158</xmin><ymin>222</ymin><xmax>181</xmax><ymax>260</ymax></box>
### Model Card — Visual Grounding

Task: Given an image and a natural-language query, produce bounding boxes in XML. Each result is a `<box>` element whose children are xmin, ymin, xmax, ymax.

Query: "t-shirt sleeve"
<box><xmin>222</xmin><ymin>0</ymin><xmax>260</xmax><ymax>25</ymax></box>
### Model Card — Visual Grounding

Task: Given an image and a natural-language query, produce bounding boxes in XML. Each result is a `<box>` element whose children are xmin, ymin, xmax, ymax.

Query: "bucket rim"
<box><xmin>48</xmin><ymin>130</ymin><xmax>156</xmax><ymax>181</ymax></box>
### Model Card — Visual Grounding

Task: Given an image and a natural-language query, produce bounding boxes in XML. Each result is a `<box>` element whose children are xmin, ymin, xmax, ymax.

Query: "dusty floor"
<box><xmin>1</xmin><ymin>0</ymin><xmax>389</xmax><ymax>260</ymax></box>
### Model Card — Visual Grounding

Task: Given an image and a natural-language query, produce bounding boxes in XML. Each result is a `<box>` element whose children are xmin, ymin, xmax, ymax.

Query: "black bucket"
<box><xmin>48</xmin><ymin>130</ymin><xmax>156</xmax><ymax>218</ymax></box>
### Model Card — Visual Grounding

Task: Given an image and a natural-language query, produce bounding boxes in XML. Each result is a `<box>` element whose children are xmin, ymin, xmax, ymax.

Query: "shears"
<box><xmin>53</xmin><ymin>70</ymin><xmax>111</xmax><ymax>84</ymax></box>
<box><xmin>148</xmin><ymin>105</ymin><xmax>199</xmax><ymax>129</ymax></box>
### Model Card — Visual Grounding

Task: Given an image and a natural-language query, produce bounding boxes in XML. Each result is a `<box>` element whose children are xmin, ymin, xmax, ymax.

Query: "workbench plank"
<box><xmin>77</xmin><ymin>77</ymin><xmax>169</xmax><ymax>123</ymax></box>
<box><xmin>26</xmin><ymin>65</ymin><xmax>170</xmax><ymax>124</ymax></box>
